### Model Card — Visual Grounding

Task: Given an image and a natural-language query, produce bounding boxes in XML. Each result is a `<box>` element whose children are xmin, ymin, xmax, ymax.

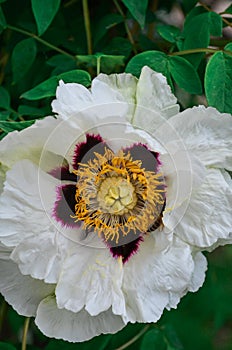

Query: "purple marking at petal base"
<box><xmin>73</xmin><ymin>134</ymin><xmax>103</xmax><ymax>170</ymax></box>
<box><xmin>124</xmin><ymin>144</ymin><xmax>161</xmax><ymax>172</ymax></box>
<box><xmin>109</xmin><ymin>236</ymin><xmax>144</xmax><ymax>264</ymax></box>
<box><xmin>49</xmin><ymin>166</ymin><xmax>77</xmax><ymax>182</ymax></box>
<box><xmin>53</xmin><ymin>184</ymin><xmax>80</xmax><ymax>227</ymax></box>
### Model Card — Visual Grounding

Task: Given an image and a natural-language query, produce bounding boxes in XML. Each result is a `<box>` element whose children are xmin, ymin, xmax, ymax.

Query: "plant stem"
<box><xmin>82</xmin><ymin>0</ymin><xmax>93</xmax><ymax>55</ymax></box>
<box><xmin>7</xmin><ymin>25</ymin><xmax>76</xmax><ymax>60</ymax></box>
<box><xmin>21</xmin><ymin>317</ymin><xmax>30</xmax><ymax>350</ymax></box>
<box><xmin>96</xmin><ymin>56</ymin><xmax>101</xmax><ymax>75</ymax></box>
<box><xmin>199</xmin><ymin>1</ymin><xmax>232</xmax><ymax>28</ymax></box>
<box><xmin>115</xmin><ymin>325</ymin><xmax>150</xmax><ymax>350</ymax></box>
<box><xmin>170</xmin><ymin>47</ymin><xmax>232</xmax><ymax>57</ymax></box>
<box><xmin>113</xmin><ymin>0</ymin><xmax>137</xmax><ymax>54</ymax></box>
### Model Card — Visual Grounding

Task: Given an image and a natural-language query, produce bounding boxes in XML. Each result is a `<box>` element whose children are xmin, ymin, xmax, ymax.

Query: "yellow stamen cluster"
<box><xmin>72</xmin><ymin>148</ymin><xmax>165</xmax><ymax>244</ymax></box>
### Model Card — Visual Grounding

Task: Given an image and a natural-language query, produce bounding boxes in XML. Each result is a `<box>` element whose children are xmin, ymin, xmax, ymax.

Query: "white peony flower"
<box><xmin>0</xmin><ymin>66</ymin><xmax>232</xmax><ymax>342</ymax></box>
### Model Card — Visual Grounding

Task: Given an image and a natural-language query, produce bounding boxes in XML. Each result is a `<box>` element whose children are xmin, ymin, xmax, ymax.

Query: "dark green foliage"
<box><xmin>0</xmin><ymin>0</ymin><xmax>232</xmax><ymax>349</ymax></box>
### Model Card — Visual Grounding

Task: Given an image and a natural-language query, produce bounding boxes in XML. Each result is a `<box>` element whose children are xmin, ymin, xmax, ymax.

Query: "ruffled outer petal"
<box><xmin>35</xmin><ymin>295</ymin><xmax>125</xmax><ymax>342</ymax></box>
<box><xmin>0</xmin><ymin>159</ymin><xmax>58</xmax><ymax>247</ymax></box>
<box><xmin>122</xmin><ymin>233</ymin><xmax>206</xmax><ymax>323</ymax></box>
<box><xmin>55</xmin><ymin>242</ymin><xmax>126</xmax><ymax>317</ymax></box>
<box><xmin>0</xmin><ymin>159</ymin><xmax>82</xmax><ymax>284</ymax></box>
<box><xmin>0</xmin><ymin>248</ymin><xmax>54</xmax><ymax>316</ymax></box>
<box><xmin>156</xmin><ymin>106</ymin><xmax>232</xmax><ymax>170</ymax></box>
<box><xmin>52</xmin><ymin>78</ymin><xmax>129</xmax><ymax>122</ymax></box>
<box><xmin>132</xmin><ymin>66</ymin><xmax>179</xmax><ymax>133</ymax></box>
<box><xmin>169</xmin><ymin>168</ymin><xmax>232</xmax><ymax>249</ymax></box>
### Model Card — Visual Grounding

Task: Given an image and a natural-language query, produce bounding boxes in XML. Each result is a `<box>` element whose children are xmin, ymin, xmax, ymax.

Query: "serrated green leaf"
<box><xmin>126</xmin><ymin>50</ymin><xmax>168</xmax><ymax>77</ymax></box>
<box><xmin>93</xmin><ymin>13</ymin><xmax>123</xmax><ymax>46</ymax></box>
<box><xmin>31</xmin><ymin>0</ymin><xmax>61</xmax><ymax>36</ymax></box>
<box><xmin>157</xmin><ymin>25</ymin><xmax>181</xmax><ymax>43</ymax></box>
<box><xmin>168</xmin><ymin>56</ymin><xmax>202</xmax><ymax>94</ymax></box>
<box><xmin>11</xmin><ymin>38</ymin><xmax>37</xmax><ymax>83</ymax></box>
<box><xmin>0</xmin><ymin>342</ymin><xmax>17</xmax><ymax>350</ymax></box>
<box><xmin>0</xmin><ymin>86</ymin><xmax>10</xmax><ymax>109</ymax></box>
<box><xmin>21</xmin><ymin>70</ymin><xmax>91</xmax><ymax>100</ymax></box>
<box><xmin>205</xmin><ymin>51</ymin><xmax>232</xmax><ymax>113</ymax></box>
<box><xmin>0</xmin><ymin>6</ymin><xmax>7</xmax><ymax>33</ymax></box>
<box><xmin>122</xmin><ymin>0</ymin><xmax>148</xmax><ymax>28</ymax></box>
<box><xmin>140</xmin><ymin>329</ymin><xmax>167</xmax><ymax>350</ymax></box>
<box><xmin>0</xmin><ymin>120</ymin><xmax>36</xmax><ymax>133</ymax></box>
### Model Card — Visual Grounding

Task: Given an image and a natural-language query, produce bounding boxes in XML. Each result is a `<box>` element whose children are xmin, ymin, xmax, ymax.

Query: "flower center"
<box><xmin>97</xmin><ymin>177</ymin><xmax>137</xmax><ymax>215</ymax></box>
<box><xmin>72</xmin><ymin>148</ymin><xmax>165</xmax><ymax>244</ymax></box>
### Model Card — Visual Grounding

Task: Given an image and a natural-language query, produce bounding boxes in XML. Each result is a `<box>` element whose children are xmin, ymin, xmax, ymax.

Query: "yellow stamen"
<box><xmin>72</xmin><ymin>148</ymin><xmax>165</xmax><ymax>244</ymax></box>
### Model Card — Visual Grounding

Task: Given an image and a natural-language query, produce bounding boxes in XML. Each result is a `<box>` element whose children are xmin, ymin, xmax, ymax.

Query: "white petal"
<box><xmin>52</xmin><ymin>78</ymin><xmax>129</xmax><ymax>121</ymax></box>
<box><xmin>56</xmin><ymin>244</ymin><xmax>126</xmax><ymax>317</ymax></box>
<box><xmin>0</xmin><ymin>164</ymin><xmax>7</xmax><ymax>194</ymax></box>
<box><xmin>123</xmin><ymin>233</ymin><xmax>195</xmax><ymax>323</ymax></box>
<box><xmin>172</xmin><ymin>168</ymin><xmax>232</xmax><ymax>249</ymax></box>
<box><xmin>132</xmin><ymin>66</ymin><xmax>179</xmax><ymax>133</ymax></box>
<box><xmin>52</xmin><ymin>81</ymin><xmax>93</xmax><ymax>119</ymax></box>
<box><xmin>0</xmin><ymin>254</ymin><xmax>54</xmax><ymax>316</ymax></box>
<box><xmin>0</xmin><ymin>159</ymin><xmax>58</xmax><ymax>247</ymax></box>
<box><xmin>0</xmin><ymin>116</ymin><xmax>63</xmax><ymax>169</ymax></box>
<box><xmin>161</xmin><ymin>150</ymin><xmax>206</xmax><ymax>229</ymax></box>
<box><xmin>35</xmin><ymin>295</ymin><xmax>125</xmax><ymax>342</ymax></box>
<box><xmin>158</xmin><ymin>106</ymin><xmax>232</xmax><ymax>170</ymax></box>
<box><xmin>10</xmin><ymin>231</ymin><xmax>68</xmax><ymax>283</ymax></box>
<box><xmin>94</xmin><ymin>72</ymin><xmax>138</xmax><ymax>120</ymax></box>
<box><xmin>189</xmin><ymin>252</ymin><xmax>207</xmax><ymax>292</ymax></box>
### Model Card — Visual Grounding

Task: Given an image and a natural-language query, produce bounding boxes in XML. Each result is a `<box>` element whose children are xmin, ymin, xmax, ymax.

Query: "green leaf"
<box><xmin>140</xmin><ymin>329</ymin><xmax>167</xmax><ymax>350</ymax></box>
<box><xmin>102</xmin><ymin>37</ymin><xmax>132</xmax><ymax>58</ymax></box>
<box><xmin>108</xmin><ymin>323</ymin><xmax>147</xmax><ymax>349</ymax></box>
<box><xmin>46</xmin><ymin>55</ymin><xmax>76</xmax><ymax>75</ymax></box>
<box><xmin>31</xmin><ymin>0</ymin><xmax>61</xmax><ymax>36</ymax></box>
<box><xmin>0</xmin><ymin>111</ymin><xmax>10</xmax><ymax>120</ymax></box>
<box><xmin>182</xmin><ymin>0</ymin><xmax>198</xmax><ymax>13</ymax></box>
<box><xmin>157</xmin><ymin>25</ymin><xmax>181</xmax><ymax>43</ymax></box>
<box><xmin>77</xmin><ymin>53</ymin><xmax>125</xmax><ymax>74</ymax></box>
<box><xmin>0</xmin><ymin>342</ymin><xmax>17</xmax><ymax>350</ymax></box>
<box><xmin>205</xmin><ymin>51</ymin><xmax>232</xmax><ymax>113</ymax></box>
<box><xmin>21</xmin><ymin>70</ymin><xmax>91</xmax><ymax>100</ymax></box>
<box><xmin>225</xmin><ymin>42</ymin><xmax>232</xmax><ymax>52</ymax></box>
<box><xmin>18</xmin><ymin>105</ymin><xmax>46</xmax><ymax>117</ymax></box>
<box><xmin>122</xmin><ymin>0</ymin><xmax>148</xmax><ymax>28</ymax></box>
<box><xmin>0</xmin><ymin>6</ymin><xmax>7</xmax><ymax>33</ymax></box>
<box><xmin>0</xmin><ymin>120</ymin><xmax>36</xmax><ymax>133</ymax></box>
<box><xmin>224</xmin><ymin>4</ymin><xmax>232</xmax><ymax>14</ymax></box>
<box><xmin>182</xmin><ymin>12</ymin><xmax>210</xmax><ymax>67</ymax></box>
<box><xmin>11</xmin><ymin>38</ymin><xmax>37</xmax><ymax>83</ymax></box>
<box><xmin>208</xmin><ymin>12</ymin><xmax>222</xmax><ymax>37</ymax></box>
<box><xmin>0</xmin><ymin>86</ymin><xmax>10</xmax><ymax>109</ymax></box>
<box><xmin>168</xmin><ymin>56</ymin><xmax>202</xmax><ymax>94</ymax></box>
<box><xmin>126</xmin><ymin>50</ymin><xmax>168</xmax><ymax>77</ymax></box>
<box><xmin>93</xmin><ymin>13</ymin><xmax>123</xmax><ymax>46</ymax></box>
